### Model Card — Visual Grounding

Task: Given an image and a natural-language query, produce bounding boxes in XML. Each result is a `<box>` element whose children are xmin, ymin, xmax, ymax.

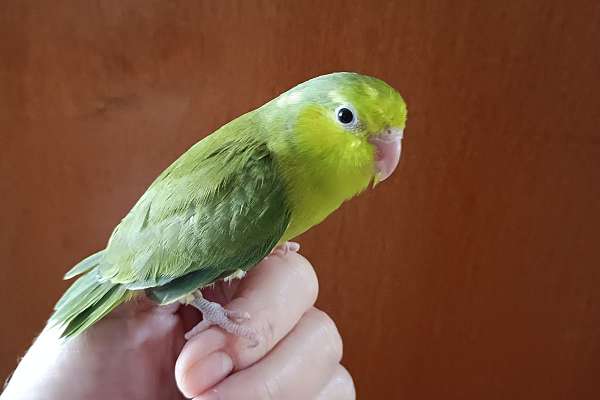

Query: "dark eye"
<box><xmin>337</xmin><ymin>107</ymin><xmax>355</xmax><ymax>124</ymax></box>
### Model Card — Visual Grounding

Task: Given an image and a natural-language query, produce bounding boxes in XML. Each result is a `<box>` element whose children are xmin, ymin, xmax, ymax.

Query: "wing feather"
<box><xmin>98</xmin><ymin>131</ymin><xmax>290</xmax><ymax>293</ymax></box>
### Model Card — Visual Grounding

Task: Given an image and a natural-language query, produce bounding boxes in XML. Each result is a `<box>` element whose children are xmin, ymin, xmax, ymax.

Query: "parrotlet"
<box><xmin>50</xmin><ymin>72</ymin><xmax>408</xmax><ymax>342</ymax></box>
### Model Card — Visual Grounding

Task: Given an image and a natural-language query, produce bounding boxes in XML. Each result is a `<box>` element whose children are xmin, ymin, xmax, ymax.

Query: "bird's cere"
<box><xmin>369</xmin><ymin>128</ymin><xmax>403</xmax><ymax>183</ymax></box>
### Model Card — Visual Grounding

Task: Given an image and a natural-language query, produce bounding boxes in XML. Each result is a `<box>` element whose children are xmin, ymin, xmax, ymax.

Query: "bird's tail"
<box><xmin>50</xmin><ymin>250</ymin><xmax>131</xmax><ymax>338</ymax></box>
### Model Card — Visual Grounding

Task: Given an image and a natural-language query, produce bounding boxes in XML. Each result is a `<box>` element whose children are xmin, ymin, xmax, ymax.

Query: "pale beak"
<box><xmin>369</xmin><ymin>127</ymin><xmax>403</xmax><ymax>184</ymax></box>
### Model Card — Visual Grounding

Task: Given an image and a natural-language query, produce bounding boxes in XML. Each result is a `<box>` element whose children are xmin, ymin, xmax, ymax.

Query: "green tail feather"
<box><xmin>51</xmin><ymin>255</ymin><xmax>130</xmax><ymax>338</ymax></box>
<box><xmin>63</xmin><ymin>250</ymin><xmax>105</xmax><ymax>279</ymax></box>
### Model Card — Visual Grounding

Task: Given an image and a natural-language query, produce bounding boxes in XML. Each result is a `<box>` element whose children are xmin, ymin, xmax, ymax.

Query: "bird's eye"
<box><xmin>335</xmin><ymin>105</ymin><xmax>358</xmax><ymax>129</ymax></box>
<box><xmin>337</xmin><ymin>107</ymin><xmax>354</xmax><ymax>124</ymax></box>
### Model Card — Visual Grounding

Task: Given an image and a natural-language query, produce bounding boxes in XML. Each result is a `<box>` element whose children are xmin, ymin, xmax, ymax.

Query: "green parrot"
<box><xmin>50</xmin><ymin>72</ymin><xmax>407</xmax><ymax>341</ymax></box>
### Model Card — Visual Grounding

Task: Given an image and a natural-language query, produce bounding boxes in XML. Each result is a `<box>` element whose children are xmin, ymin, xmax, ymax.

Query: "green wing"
<box><xmin>98</xmin><ymin>129</ymin><xmax>291</xmax><ymax>303</ymax></box>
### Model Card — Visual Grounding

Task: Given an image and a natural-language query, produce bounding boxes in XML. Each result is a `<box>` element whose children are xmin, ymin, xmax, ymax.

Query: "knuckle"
<box><xmin>309</xmin><ymin>309</ymin><xmax>343</xmax><ymax>362</ymax></box>
<box><xmin>257</xmin><ymin>315</ymin><xmax>277</xmax><ymax>353</ymax></box>
<box><xmin>335</xmin><ymin>366</ymin><xmax>357</xmax><ymax>400</ymax></box>
<box><xmin>289</xmin><ymin>255</ymin><xmax>319</xmax><ymax>303</ymax></box>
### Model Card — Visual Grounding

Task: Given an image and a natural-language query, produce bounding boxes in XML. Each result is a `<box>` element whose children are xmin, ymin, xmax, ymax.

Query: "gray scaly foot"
<box><xmin>185</xmin><ymin>295</ymin><xmax>258</xmax><ymax>345</ymax></box>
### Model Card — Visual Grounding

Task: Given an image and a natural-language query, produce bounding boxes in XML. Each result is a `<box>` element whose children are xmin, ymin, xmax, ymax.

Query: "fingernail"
<box><xmin>196</xmin><ymin>389</ymin><xmax>220</xmax><ymax>400</ymax></box>
<box><xmin>183</xmin><ymin>352</ymin><xmax>232</xmax><ymax>396</ymax></box>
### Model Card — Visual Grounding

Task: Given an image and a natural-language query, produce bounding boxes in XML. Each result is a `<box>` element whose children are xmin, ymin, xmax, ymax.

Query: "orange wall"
<box><xmin>1</xmin><ymin>1</ymin><xmax>599</xmax><ymax>398</ymax></box>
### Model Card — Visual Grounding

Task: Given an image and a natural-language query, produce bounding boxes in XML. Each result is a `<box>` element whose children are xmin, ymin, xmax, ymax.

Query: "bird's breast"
<box><xmin>279</xmin><ymin>157</ymin><xmax>373</xmax><ymax>241</ymax></box>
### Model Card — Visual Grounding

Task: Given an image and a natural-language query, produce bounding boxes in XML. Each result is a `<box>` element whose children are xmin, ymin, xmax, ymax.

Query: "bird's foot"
<box><xmin>267</xmin><ymin>241</ymin><xmax>300</xmax><ymax>258</ymax></box>
<box><xmin>185</xmin><ymin>295</ymin><xmax>258</xmax><ymax>345</ymax></box>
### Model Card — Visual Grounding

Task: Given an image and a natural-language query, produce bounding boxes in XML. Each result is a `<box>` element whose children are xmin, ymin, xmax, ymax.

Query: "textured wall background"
<box><xmin>1</xmin><ymin>1</ymin><xmax>599</xmax><ymax>398</ymax></box>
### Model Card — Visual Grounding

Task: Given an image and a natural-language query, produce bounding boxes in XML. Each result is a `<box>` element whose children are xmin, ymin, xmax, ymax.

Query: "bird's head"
<box><xmin>268</xmin><ymin>73</ymin><xmax>407</xmax><ymax>191</ymax></box>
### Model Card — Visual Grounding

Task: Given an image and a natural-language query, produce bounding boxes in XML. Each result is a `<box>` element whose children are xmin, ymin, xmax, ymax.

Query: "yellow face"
<box><xmin>293</xmin><ymin>73</ymin><xmax>407</xmax><ymax>184</ymax></box>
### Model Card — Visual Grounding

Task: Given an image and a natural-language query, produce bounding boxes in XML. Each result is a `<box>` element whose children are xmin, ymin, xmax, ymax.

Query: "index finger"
<box><xmin>175</xmin><ymin>253</ymin><xmax>319</xmax><ymax>398</ymax></box>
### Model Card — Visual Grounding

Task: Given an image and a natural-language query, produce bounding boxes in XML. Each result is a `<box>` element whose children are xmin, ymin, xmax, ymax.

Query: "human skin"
<box><xmin>1</xmin><ymin>253</ymin><xmax>355</xmax><ymax>400</ymax></box>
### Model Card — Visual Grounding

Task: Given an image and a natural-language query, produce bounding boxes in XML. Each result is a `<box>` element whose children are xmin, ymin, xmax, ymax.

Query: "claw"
<box><xmin>184</xmin><ymin>320</ymin><xmax>213</xmax><ymax>339</ymax></box>
<box><xmin>267</xmin><ymin>241</ymin><xmax>301</xmax><ymax>258</ymax></box>
<box><xmin>226</xmin><ymin>310</ymin><xmax>251</xmax><ymax>322</ymax></box>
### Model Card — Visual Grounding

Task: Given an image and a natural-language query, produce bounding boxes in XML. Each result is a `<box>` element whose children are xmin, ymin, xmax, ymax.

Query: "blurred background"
<box><xmin>1</xmin><ymin>1</ymin><xmax>599</xmax><ymax>398</ymax></box>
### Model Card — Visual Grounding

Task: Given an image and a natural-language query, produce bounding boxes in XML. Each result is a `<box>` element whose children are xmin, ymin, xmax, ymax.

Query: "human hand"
<box><xmin>1</xmin><ymin>254</ymin><xmax>355</xmax><ymax>400</ymax></box>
